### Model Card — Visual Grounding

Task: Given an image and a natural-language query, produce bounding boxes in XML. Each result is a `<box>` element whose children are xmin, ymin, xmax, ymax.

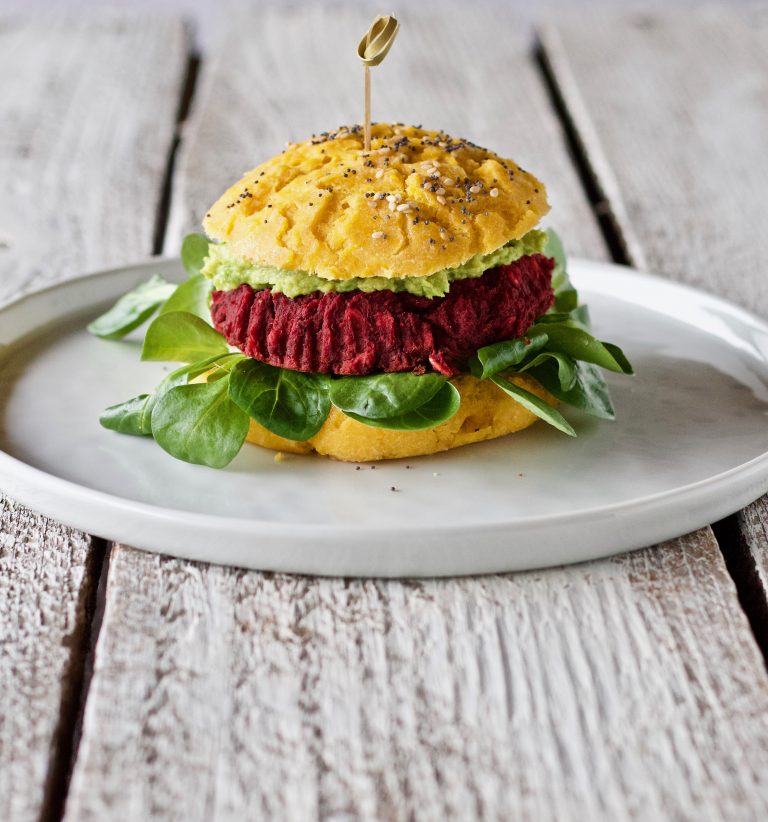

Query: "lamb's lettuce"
<box><xmin>152</xmin><ymin>378</ymin><xmax>249</xmax><ymax>468</ymax></box>
<box><xmin>141</xmin><ymin>311</ymin><xmax>229</xmax><ymax>362</ymax></box>
<box><xmin>229</xmin><ymin>359</ymin><xmax>331</xmax><ymax>441</ymax></box>
<box><xmin>490</xmin><ymin>376</ymin><xmax>576</xmax><ymax>437</ymax></box>
<box><xmin>99</xmin><ymin>394</ymin><xmax>152</xmax><ymax>436</ymax></box>
<box><xmin>92</xmin><ymin>229</ymin><xmax>633</xmax><ymax>467</ymax></box>
<box><xmin>87</xmin><ymin>233</ymin><xmax>211</xmax><ymax>339</ymax></box>
<box><xmin>87</xmin><ymin>275</ymin><xmax>176</xmax><ymax>339</ymax></box>
<box><xmin>328</xmin><ymin>372</ymin><xmax>446</xmax><ymax>419</ymax></box>
<box><xmin>180</xmin><ymin>233</ymin><xmax>210</xmax><ymax>276</ymax></box>
<box><xmin>158</xmin><ymin>274</ymin><xmax>213</xmax><ymax>321</ymax></box>
<box><xmin>474</xmin><ymin>333</ymin><xmax>549</xmax><ymax>380</ymax></box>
<box><xmin>545</xmin><ymin>228</ymin><xmax>578</xmax><ymax>312</ymax></box>
<box><xmin>343</xmin><ymin>382</ymin><xmax>461</xmax><ymax>431</ymax></box>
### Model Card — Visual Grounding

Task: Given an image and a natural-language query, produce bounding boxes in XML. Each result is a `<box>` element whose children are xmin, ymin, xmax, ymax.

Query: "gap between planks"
<box><xmin>713</xmin><ymin>515</ymin><xmax>768</xmax><ymax>669</ymax></box>
<box><xmin>0</xmin><ymin>13</ymin><xmax>191</xmax><ymax>822</ymax></box>
<box><xmin>37</xmin><ymin>538</ymin><xmax>110</xmax><ymax>822</ymax></box>
<box><xmin>534</xmin><ymin>29</ymin><xmax>768</xmax><ymax>669</ymax></box>
<box><xmin>38</xmin><ymin>39</ymin><xmax>203</xmax><ymax>822</ymax></box>
<box><xmin>534</xmin><ymin>40</ymin><xmax>632</xmax><ymax>267</ymax></box>
<box><xmin>153</xmin><ymin>50</ymin><xmax>202</xmax><ymax>255</ymax></box>
<box><xmin>61</xmin><ymin>8</ymin><xmax>768</xmax><ymax>818</ymax></box>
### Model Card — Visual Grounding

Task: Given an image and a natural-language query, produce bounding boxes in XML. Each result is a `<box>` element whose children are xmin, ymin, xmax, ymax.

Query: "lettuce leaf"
<box><xmin>93</xmin><ymin>230</ymin><xmax>633</xmax><ymax>466</ymax></box>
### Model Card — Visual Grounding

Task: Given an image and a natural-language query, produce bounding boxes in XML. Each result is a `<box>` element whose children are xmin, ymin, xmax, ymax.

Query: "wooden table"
<box><xmin>2</xmin><ymin>6</ymin><xmax>768</xmax><ymax>820</ymax></box>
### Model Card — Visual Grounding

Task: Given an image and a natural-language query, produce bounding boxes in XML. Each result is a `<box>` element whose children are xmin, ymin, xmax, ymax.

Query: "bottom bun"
<box><xmin>247</xmin><ymin>373</ymin><xmax>554</xmax><ymax>463</ymax></box>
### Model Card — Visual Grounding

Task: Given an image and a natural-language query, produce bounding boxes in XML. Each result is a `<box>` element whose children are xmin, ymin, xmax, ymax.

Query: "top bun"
<box><xmin>203</xmin><ymin>123</ymin><xmax>549</xmax><ymax>281</ymax></box>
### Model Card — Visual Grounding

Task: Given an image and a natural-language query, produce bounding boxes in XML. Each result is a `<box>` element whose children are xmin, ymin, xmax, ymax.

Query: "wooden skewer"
<box><xmin>357</xmin><ymin>15</ymin><xmax>400</xmax><ymax>152</ymax></box>
<box><xmin>364</xmin><ymin>64</ymin><xmax>371</xmax><ymax>150</ymax></box>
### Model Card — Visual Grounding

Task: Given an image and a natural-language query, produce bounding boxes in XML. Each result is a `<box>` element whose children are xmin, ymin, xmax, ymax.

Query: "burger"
<box><xmin>90</xmin><ymin>124</ymin><xmax>632</xmax><ymax>468</ymax></box>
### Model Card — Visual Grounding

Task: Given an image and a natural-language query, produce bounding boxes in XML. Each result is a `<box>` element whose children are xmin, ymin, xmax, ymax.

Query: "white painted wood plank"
<box><xmin>0</xmin><ymin>498</ymin><xmax>94</xmax><ymax>822</ymax></box>
<box><xmin>0</xmin><ymin>13</ymin><xmax>188</xmax><ymax>305</ymax></box>
<box><xmin>539</xmin><ymin>7</ymin><xmax>768</xmax><ymax>310</ymax></box>
<box><xmin>540</xmin><ymin>7</ymin><xmax>768</xmax><ymax>647</ymax></box>
<box><xmin>66</xmin><ymin>6</ymin><xmax>768</xmax><ymax>820</ymax></box>
<box><xmin>0</xmin><ymin>13</ymin><xmax>189</xmax><ymax>822</ymax></box>
<box><xmin>67</xmin><ymin>534</ymin><xmax>768</xmax><ymax>821</ymax></box>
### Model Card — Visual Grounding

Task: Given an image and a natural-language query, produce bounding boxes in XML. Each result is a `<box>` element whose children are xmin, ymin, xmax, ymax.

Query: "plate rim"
<box><xmin>2</xmin><ymin>256</ymin><xmax>768</xmax><ymax>576</ymax></box>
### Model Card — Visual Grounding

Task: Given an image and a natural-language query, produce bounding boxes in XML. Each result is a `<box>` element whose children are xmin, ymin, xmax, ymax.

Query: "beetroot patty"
<box><xmin>210</xmin><ymin>253</ymin><xmax>554</xmax><ymax>376</ymax></box>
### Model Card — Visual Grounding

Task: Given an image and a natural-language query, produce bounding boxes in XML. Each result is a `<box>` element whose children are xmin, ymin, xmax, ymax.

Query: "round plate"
<box><xmin>2</xmin><ymin>259</ymin><xmax>768</xmax><ymax>577</ymax></box>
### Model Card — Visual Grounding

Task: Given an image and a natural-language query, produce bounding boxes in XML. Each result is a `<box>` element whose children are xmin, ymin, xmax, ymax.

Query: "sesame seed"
<box><xmin>469</xmin><ymin>185</ymin><xmax>481</xmax><ymax>194</ymax></box>
<box><xmin>375</xmin><ymin>169</ymin><xmax>384</xmax><ymax>179</ymax></box>
<box><xmin>396</xmin><ymin>203</ymin><xmax>411</xmax><ymax>211</ymax></box>
<box><xmin>371</xmin><ymin>231</ymin><xmax>385</xmax><ymax>239</ymax></box>
<box><xmin>438</xmin><ymin>141</ymin><xmax>448</xmax><ymax>147</ymax></box>
<box><xmin>386</xmin><ymin>194</ymin><xmax>397</xmax><ymax>203</ymax></box>
<box><xmin>490</xmin><ymin>188</ymin><xmax>499</xmax><ymax>197</ymax></box>
<box><xmin>388</xmin><ymin>201</ymin><xmax>396</xmax><ymax>211</ymax></box>
<box><xmin>436</xmin><ymin>187</ymin><xmax>446</xmax><ymax>195</ymax></box>
<box><xmin>378</xmin><ymin>147</ymin><xmax>391</xmax><ymax>155</ymax></box>
<box><xmin>436</xmin><ymin>195</ymin><xmax>446</xmax><ymax>205</ymax></box>
<box><xmin>442</xmin><ymin>177</ymin><xmax>454</xmax><ymax>186</ymax></box>
<box><xmin>374</xmin><ymin>192</ymin><xmax>385</xmax><ymax>200</ymax></box>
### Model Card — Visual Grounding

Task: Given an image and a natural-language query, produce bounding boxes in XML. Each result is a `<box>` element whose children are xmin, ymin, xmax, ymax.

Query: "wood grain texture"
<box><xmin>65</xmin><ymin>6</ymin><xmax>768</xmax><ymax>820</ymax></box>
<box><xmin>0</xmin><ymin>13</ymin><xmax>188</xmax><ymax>305</ymax></box>
<box><xmin>0</xmin><ymin>13</ymin><xmax>189</xmax><ymax>822</ymax></box>
<box><xmin>66</xmin><ymin>535</ymin><xmax>768</xmax><ymax>821</ymax></box>
<box><xmin>0</xmin><ymin>498</ymin><xmax>94</xmax><ymax>822</ymax></box>
<box><xmin>540</xmin><ymin>7</ymin><xmax>768</xmax><ymax>655</ymax></box>
<box><xmin>539</xmin><ymin>7</ymin><xmax>768</xmax><ymax>308</ymax></box>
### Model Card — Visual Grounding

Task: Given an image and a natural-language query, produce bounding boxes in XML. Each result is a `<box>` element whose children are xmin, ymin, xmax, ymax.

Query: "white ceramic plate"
<box><xmin>2</xmin><ymin>259</ymin><xmax>768</xmax><ymax>577</ymax></box>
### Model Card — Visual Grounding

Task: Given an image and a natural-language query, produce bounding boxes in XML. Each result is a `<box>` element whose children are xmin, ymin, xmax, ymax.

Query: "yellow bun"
<box><xmin>247</xmin><ymin>374</ymin><xmax>555</xmax><ymax>462</ymax></box>
<box><xmin>203</xmin><ymin>123</ymin><xmax>549</xmax><ymax>282</ymax></box>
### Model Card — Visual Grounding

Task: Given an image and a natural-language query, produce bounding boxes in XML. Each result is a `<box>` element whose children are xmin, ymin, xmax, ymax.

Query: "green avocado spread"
<box><xmin>201</xmin><ymin>229</ymin><xmax>547</xmax><ymax>299</ymax></box>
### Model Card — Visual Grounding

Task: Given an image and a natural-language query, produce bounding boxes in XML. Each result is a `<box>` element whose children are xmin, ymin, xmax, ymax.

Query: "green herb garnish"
<box><xmin>151</xmin><ymin>378</ymin><xmax>250</xmax><ymax>468</ymax></box>
<box><xmin>88</xmin><ymin>229</ymin><xmax>633</xmax><ymax>467</ymax></box>
<box><xmin>328</xmin><ymin>372</ymin><xmax>447</xmax><ymax>418</ymax></box>
<box><xmin>88</xmin><ymin>233</ymin><xmax>210</xmax><ymax>340</ymax></box>
<box><xmin>343</xmin><ymin>381</ymin><xmax>461</xmax><ymax>431</ymax></box>
<box><xmin>87</xmin><ymin>275</ymin><xmax>176</xmax><ymax>339</ymax></box>
<box><xmin>229</xmin><ymin>359</ymin><xmax>331</xmax><ymax>442</ymax></box>
<box><xmin>141</xmin><ymin>311</ymin><xmax>229</xmax><ymax>362</ymax></box>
